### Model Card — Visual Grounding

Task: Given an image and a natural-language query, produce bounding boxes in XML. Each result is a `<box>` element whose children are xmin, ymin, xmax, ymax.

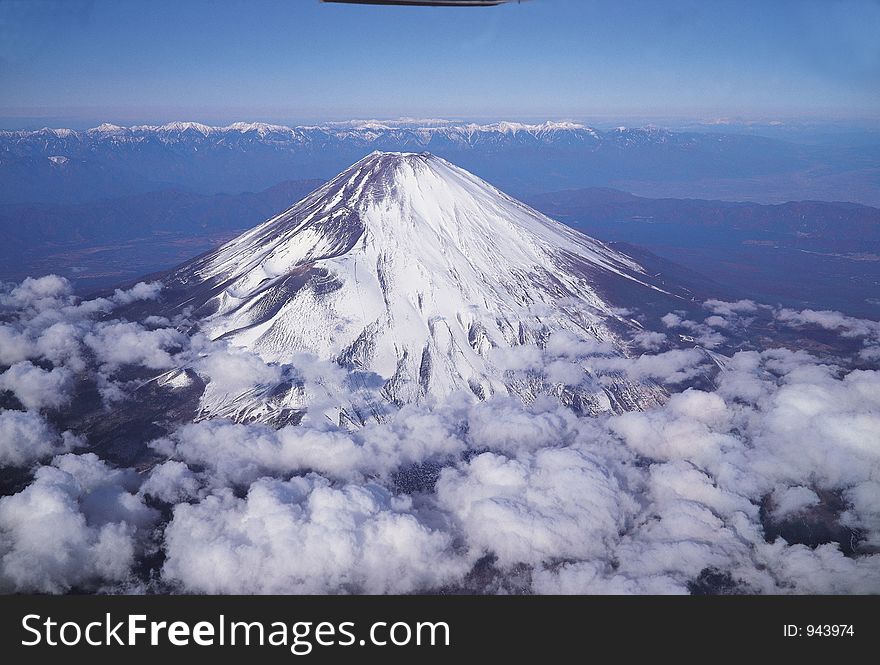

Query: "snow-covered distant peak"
<box><xmin>126</xmin><ymin>121</ymin><xmax>216</xmax><ymax>135</ymax></box>
<box><xmin>37</xmin><ymin>127</ymin><xmax>76</xmax><ymax>138</ymax></box>
<box><xmin>225</xmin><ymin>122</ymin><xmax>294</xmax><ymax>135</ymax></box>
<box><xmin>156</xmin><ymin>121</ymin><xmax>216</xmax><ymax>135</ymax></box>
<box><xmin>88</xmin><ymin>123</ymin><xmax>127</xmax><ymax>134</ymax></box>
<box><xmin>537</xmin><ymin>120</ymin><xmax>587</xmax><ymax>131</ymax></box>
<box><xmin>478</xmin><ymin>120</ymin><xmax>587</xmax><ymax>134</ymax></box>
<box><xmin>341</xmin><ymin>120</ymin><xmax>395</xmax><ymax>131</ymax></box>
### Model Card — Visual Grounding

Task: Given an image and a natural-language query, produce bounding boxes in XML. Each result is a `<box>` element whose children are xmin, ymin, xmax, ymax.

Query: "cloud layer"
<box><xmin>1</xmin><ymin>279</ymin><xmax>879</xmax><ymax>594</ymax></box>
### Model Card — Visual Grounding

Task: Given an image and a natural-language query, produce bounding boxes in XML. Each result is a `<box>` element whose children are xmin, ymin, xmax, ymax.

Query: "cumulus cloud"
<box><xmin>162</xmin><ymin>474</ymin><xmax>470</xmax><ymax>594</ymax></box>
<box><xmin>631</xmin><ymin>330</ymin><xmax>667</xmax><ymax>351</ymax></box>
<box><xmin>609</xmin><ymin>354</ymin><xmax>880</xmax><ymax>593</ymax></box>
<box><xmin>0</xmin><ymin>453</ymin><xmax>157</xmax><ymax>592</ymax></box>
<box><xmin>0</xmin><ymin>410</ymin><xmax>79</xmax><ymax>468</ymax></box>
<box><xmin>661</xmin><ymin>313</ymin><xmax>683</xmax><ymax>328</ymax></box>
<box><xmin>33</xmin><ymin>322</ymin><xmax>88</xmax><ymax>372</ymax></box>
<box><xmin>841</xmin><ymin>482</ymin><xmax>880</xmax><ymax>549</ymax></box>
<box><xmin>464</xmin><ymin>397</ymin><xmax>578</xmax><ymax>455</ymax></box>
<box><xmin>0</xmin><ymin>275</ymin><xmax>73</xmax><ymax>312</ymax></box>
<box><xmin>489</xmin><ymin>344</ymin><xmax>544</xmax><ymax>372</ymax></box>
<box><xmin>152</xmin><ymin>399</ymin><xmax>467</xmax><ymax>486</ymax></box>
<box><xmin>0</xmin><ymin>325</ymin><xmax>33</xmax><ymax>365</ymax></box>
<box><xmin>770</xmin><ymin>486</ymin><xmax>820</xmax><ymax>519</ymax></box>
<box><xmin>111</xmin><ymin>281</ymin><xmax>162</xmax><ymax>305</ymax></box>
<box><xmin>544</xmin><ymin>330</ymin><xmax>613</xmax><ymax>357</ymax></box>
<box><xmin>703</xmin><ymin>299</ymin><xmax>759</xmax><ymax>316</ymax></box>
<box><xmin>776</xmin><ymin>307</ymin><xmax>880</xmax><ymax>359</ymax></box>
<box><xmin>591</xmin><ymin>348</ymin><xmax>710</xmax><ymax>384</ymax></box>
<box><xmin>194</xmin><ymin>348</ymin><xmax>284</xmax><ymax>396</ymax></box>
<box><xmin>436</xmin><ymin>447</ymin><xmax>631</xmax><ymax>567</ymax></box>
<box><xmin>0</xmin><ymin>361</ymin><xmax>74</xmax><ymax>410</ymax></box>
<box><xmin>3</xmin><ymin>273</ymin><xmax>880</xmax><ymax>595</ymax></box>
<box><xmin>704</xmin><ymin>315</ymin><xmax>729</xmax><ymax>329</ymax></box>
<box><xmin>443</xmin><ymin>345</ymin><xmax>880</xmax><ymax>594</ymax></box>
<box><xmin>660</xmin><ymin>311</ymin><xmax>725</xmax><ymax>349</ymax></box>
<box><xmin>5</xmin><ymin>335</ymin><xmax>879</xmax><ymax>594</ymax></box>
<box><xmin>129</xmin><ymin>316</ymin><xmax>880</xmax><ymax>594</ymax></box>
<box><xmin>140</xmin><ymin>460</ymin><xmax>202</xmax><ymax>504</ymax></box>
<box><xmin>746</xmin><ymin>367</ymin><xmax>880</xmax><ymax>489</ymax></box>
<box><xmin>532</xmin><ymin>560</ymin><xmax>685</xmax><ymax>594</ymax></box>
<box><xmin>0</xmin><ymin>276</ymin><xmax>182</xmax><ymax>408</ymax></box>
<box><xmin>154</xmin><ymin>420</ymin><xmax>370</xmax><ymax>486</ymax></box>
<box><xmin>776</xmin><ymin>308</ymin><xmax>880</xmax><ymax>339</ymax></box>
<box><xmin>610</xmin><ymin>389</ymin><xmax>737</xmax><ymax>465</ymax></box>
<box><xmin>488</xmin><ymin>328</ymin><xmax>706</xmax><ymax>392</ymax></box>
<box><xmin>84</xmin><ymin>321</ymin><xmax>185</xmax><ymax>371</ymax></box>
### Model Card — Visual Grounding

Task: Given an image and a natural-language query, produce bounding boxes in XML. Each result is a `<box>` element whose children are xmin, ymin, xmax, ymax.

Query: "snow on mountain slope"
<box><xmin>0</xmin><ymin>120</ymin><xmax>660</xmax><ymax>150</ymax></box>
<box><xmin>159</xmin><ymin>152</ymin><xmax>680</xmax><ymax>423</ymax></box>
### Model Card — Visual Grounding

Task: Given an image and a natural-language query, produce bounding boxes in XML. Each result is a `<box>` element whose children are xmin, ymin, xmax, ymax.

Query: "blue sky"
<box><xmin>1</xmin><ymin>0</ymin><xmax>879</xmax><ymax>127</ymax></box>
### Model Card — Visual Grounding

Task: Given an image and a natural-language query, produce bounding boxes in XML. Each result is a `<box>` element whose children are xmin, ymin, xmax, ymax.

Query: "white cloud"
<box><xmin>776</xmin><ymin>308</ymin><xmax>880</xmax><ymax>339</ymax></box>
<box><xmin>0</xmin><ymin>362</ymin><xmax>74</xmax><ymax>410</ymax></box>
<box><xmin>755</xmin><ymin>542</ymin><xmax>880</xmax><ymax>594</ymax></box>
<box><xmin>591</xmin><ymin>348</ymin><xmax>709</xmax><ymax>384</ymax></box>
<box><xmin>841</xmin><ymin>482</ymin><xmax>880</xmax><ymax>548</ymax></box>
<box><xmin>704</xmin><ymin>299</ymin><xmax>759</xmax><ymax>316</ymax></box>
<box><xmin>0</xmin><ymin>275</ymin><xmax>73</xmax><ymax>312</ymax></box>
<box><xmin>156</xmin><ymin>399</ymin><xmax>468</xmax><ymax>486</ymax></box>
<box><xmin>3</xmin><ymin>273</ymin><xmax>880</xmax><ymax>595</ymax></box>
<box><xmin>0</xmin><ymin>410</ymin><xmax>78</xmax><ymax>468</ymax></box>
<box><xmin>0</xmin><ymin>453</ymin><xmax>157</xmax><ymax>592</ymax></box>
<box><xmin>140</xmin><ymin>460</ymin><xmax>202</xmax><ymax>504</ymax></box>
<box><xmin>111</xmin><ymin>281</ymin><xmax>163</xmax><ymax>305</ymax></box>
<box><xmin>162</xmin><ymin>474</ymin><xmax>470</xmax><ymax>594</ymax></box>
<box><xmin>155</xmin><ymin>420</ymin><xmax>368</xmax><ymax>486</ymax></box>
<box><xmin>660</xmin><ymin>311</ymin><xmax>726</xmax><ymax>348</ymax></box>
<box><xmin>770</xmin><ymin>486</ymin><xmax>820</xmax><ymax>519</ymax></box>
<box><xmin>465</xmin><ymin>398</ymin><xmax>577</xmax><ymax>454</ymax></box>
<box><xmin>488</xmin><ymin>344</ymin><xmax>544</xmax><ymax>372</ymax></box>
<box><xmin>0</xmin><ymin>325</ymin><xmax>34</xmax><ymax>365</ymax></box>
<box><xmin>33</xmin><ymin>322</ymin><xmax>87</xmax><ymax>372</ymax></box>
<box><xmin>436</xmin><ymin>447</ymin><xmax>630</xmax><ymax>567</ymax></box>
<box><xmin>776</xmin><ymin>307</ymin><xmax>880</xmax><ymax>358</ymax></box>
<box><xmin>704</xmin><ymin>315</ymin><xmax>729</xmax><ymax>329</ymax></box>
<box><xmin>545</xmin><ymin>330</ymin><xmax>612</xmax><ymax>357</ymax></box>
<box><xmin>609</xmin><ymin>389</ymin><xmax>737</xmax><ymax>465</ymax></box>
<box><xmin>631</xmin><ymin>330</ymin><xmax>666</xmax><ymax>351</ymax></box>
<box><xmin>141</xmin><ymin>339</ymin><xmax>880</xmax><ymax>594</ymax></box>
<box><xmin>84</xmin><ymin>321</ymin><xmax>184</xmax><ymax>371</ymax></box>
<box><xmin>194</xmin><ymin>348</ymin><xmax>284</xmax><ymax>396</ymax></box>
<box><xmin>532</xmin><ymin>561</ymin><xmax>686</xmax><ymax>594</ymax></box>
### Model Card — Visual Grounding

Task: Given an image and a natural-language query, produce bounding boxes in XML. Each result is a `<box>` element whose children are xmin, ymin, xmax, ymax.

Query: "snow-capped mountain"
<box><xmin>0</xmin><ymin>118</ymin><xmax>810</xmax><ymax>206</ymax></box>
<box><xmin>153</xmin><ymin>152</ymin><xmax>688</xmax><ymax>425</ymax></box>
<box><xmin>0</xmin><ymin>119</ymin><xmax>643</xmax><ymax>150</ymax></box>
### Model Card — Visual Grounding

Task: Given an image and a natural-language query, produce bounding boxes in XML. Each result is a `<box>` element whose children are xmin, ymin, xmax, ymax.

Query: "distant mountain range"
<box><xmin>3</xmin><ymin>119</ymin><xmax>875</xmax><ymax>205</ymax></box>
<box><xmin>0</xmin><ymin>119</ymin><xmax>724</xmax><ymax>150</ymax></box>
<box><xmin>527</xmin><ymin>188</ymin><xmax>880</xmax><ymax>317</ymax></box>
<box><xmin>528</xmin><ymin>188</ymin><xmax>880</xmax><ymax>242</ymax></box>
